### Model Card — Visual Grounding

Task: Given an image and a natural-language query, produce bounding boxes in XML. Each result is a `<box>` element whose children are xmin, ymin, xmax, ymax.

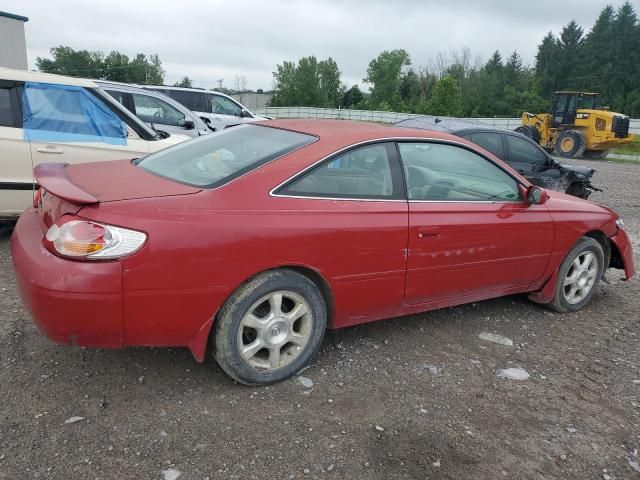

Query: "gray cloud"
<box><xmin>3</xmin><ymin>0</ymin><xmax>629</xmax><ymax>90</ymax></box>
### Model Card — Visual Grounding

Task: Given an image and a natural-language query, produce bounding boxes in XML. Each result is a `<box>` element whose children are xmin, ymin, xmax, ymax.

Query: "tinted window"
<box><xmin>0</xmin><ymin>88</ymin><xmax>15</xmax><ymax>127</ymax></box>
<box><xmin>137</xmin><ymin>124</ymin><xmax>316</xmax><ymax>188</ymax></box>
<box><xmin>468</xmin><ymin>132</ymin><xmax>505</xmax><ymax>159</ymax></box>
<box><xmin>399</xmin><ymin>142</ymin><xmax>520</xmax><ymax>202</ymax></box>
<box><xmin>104</xmin><ymin>89</ymin><xmax>127</xmax><ymax>105</ymax></box>
<box><xmin>131</xmin><ymin>93</ymin><xmax>186</xmax><ymax>127</ymax></box>
<box><xmin>167</xmin><ymin>90</ymin><xmax>206</xmax><ymax>112</ymax></box>
<box><xmin>282</xmin><ymin>144</ymin><xmax>398</xmax><ymax>199</ymax></box>
<box><xmin>209</xmin><ymin>94</ymin><xmax>242</xmax><ymax>116</ymax></box>
<box><xmin>505</xmin><ymin>135</ymin><xmax>546</xmax><ymax>165</ymax></box>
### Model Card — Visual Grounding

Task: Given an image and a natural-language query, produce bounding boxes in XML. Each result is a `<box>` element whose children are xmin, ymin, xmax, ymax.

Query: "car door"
<box><xmin>0</xmin><ymin>81</ymin><xmax>33</xmax><ymax>217</ymax></box>
<box><xmin>503</xmin><ymin>133</ymin><xmax>559</xmax><ymax>187</ymax></box>
<box><xmin>398</xmin><ymin>141</ymin><xmax>554</xmax><ymax>305</ymax></box>
<box><xmin>23</xmin><ymin>82</ymin><xmax>152</xmax><ymax>170</ymax></box>
<box><xmin>275</xmin><ymin>142</ymin><xmax>408</xmax><ymax>326</ymax></box>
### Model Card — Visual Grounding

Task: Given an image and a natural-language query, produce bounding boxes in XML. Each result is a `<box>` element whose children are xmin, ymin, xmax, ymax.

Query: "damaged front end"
<box><xmin>548</xmin><ymin>164</ymin><xmax>600</xmax><ymax>200</ymax></box>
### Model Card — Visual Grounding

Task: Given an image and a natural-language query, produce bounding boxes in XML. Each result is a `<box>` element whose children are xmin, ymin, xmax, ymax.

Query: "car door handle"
<box><xmin>36</xmin><ymin>146</ymin><xmax>64</xmax><ymax>154</ymax></box>
<box><xmin>417</xmin><ymin>227</ymin><xmax>440</xmax><ymax>239</ymax></box>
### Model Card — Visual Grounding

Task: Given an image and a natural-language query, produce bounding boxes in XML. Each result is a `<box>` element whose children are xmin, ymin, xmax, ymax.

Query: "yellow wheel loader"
<box><xmin>517</xmin><ymin>91</ymin><xmax>636</xmax><ymax>159</ymax></box>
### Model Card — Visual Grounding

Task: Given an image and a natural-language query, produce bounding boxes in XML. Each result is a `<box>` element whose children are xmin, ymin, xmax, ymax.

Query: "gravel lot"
<box><xmin>1</xmin><ymin>158</ymin><xmax>639</xmax><ymax>480</ymax></box>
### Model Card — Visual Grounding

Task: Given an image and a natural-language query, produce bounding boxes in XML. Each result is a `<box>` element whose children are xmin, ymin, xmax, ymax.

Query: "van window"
<box><xmin>209</xmin><ymin>94</ymin><xmax>242</xmax><ymax>117</ymax></box>
<box><xmin>0</xmin><ymin>88</ymin><xmax>16</xmax><ymax>127</ymax></box>
<box><xmin>167</xmin><ymin>90</ymin><xmax>205</xmax><ymax>112</ymax></box>
<box><xmin>131</xmin><ymin>93</ymin><xmax>186</xmax><ymax>127</ymax></box>
<box><xmin>22</xmin><ymin>82</ymin><xmax>127</xmax><ymax>145</ymax></box>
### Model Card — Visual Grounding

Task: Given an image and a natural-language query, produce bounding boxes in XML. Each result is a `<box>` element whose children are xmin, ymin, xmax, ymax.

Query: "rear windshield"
<box><xmin>136</xmin><ymin>124</ymin><xmax>317</xmax><ymax>188</ymax></box>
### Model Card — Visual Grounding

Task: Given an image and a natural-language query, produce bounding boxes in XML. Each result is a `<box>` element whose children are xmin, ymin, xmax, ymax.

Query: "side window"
<box><xmin>167</xmin><ymin>90</ymin><xmax>205</xmax><ymax>112</ymax></box>
<box><xmin>399</xmin><ymin>142</ymin><xmax>521</xmax><ymax>202</ymax></box>
<box><xmin>0</xmin><ymin>88</ymin><xmax>15</xmax><ymax>127</ymax></box>
<box><xmin>131</xmin><ymin>93</ymin><xmax>186</xmax><ymax>127</ymax></box>
<box><xmin>505</xmin><ymin>135</ymin><xmax>546</xmax><ymax>165</ymax></box>
<box><xmin>280</xmin><ymin>143</ymin><xmax>401</xmax><ymax>199</ymax></box>
<box><xmin>22</xmin><ymin>83</ymin><xmax>127</xmax><ymax>144</ymax></box>
<box><xmin>104</xmin><ymin>89</ymin><xmax>127</xmax><ymax>105</ymax></box>
<box><xmin>467</xmin><ymin>132</ymin><xmax>505</xmax><ymax>159</ymax></box>
<box><xmin>209</xmin><ymin>94</ymin><xmax>242</xmax><ymax>117</ymax></box>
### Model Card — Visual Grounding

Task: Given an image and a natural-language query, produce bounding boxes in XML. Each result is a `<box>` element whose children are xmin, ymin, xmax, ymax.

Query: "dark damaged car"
<box><xmin>395</xmin><ymin>116</ymin><xmax>598</xmax><ymax>199</ymax></box>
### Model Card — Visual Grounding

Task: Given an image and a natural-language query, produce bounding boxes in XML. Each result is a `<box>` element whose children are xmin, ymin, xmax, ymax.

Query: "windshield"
<box><xmin>136</xmin><ymin>124</ymin><xmax>317</xmax><ymax>188</ymax></box>
<box><xmin>577</xmin><ymin>95</ymin><xmax>599</xmax><ymax>110</ymax></box>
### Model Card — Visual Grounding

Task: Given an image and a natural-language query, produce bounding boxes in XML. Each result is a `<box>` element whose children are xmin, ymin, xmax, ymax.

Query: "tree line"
<box><xmin>271</xmin><ymin>2</ymin><xmax>640</xmax><ymax>117</ymax></box>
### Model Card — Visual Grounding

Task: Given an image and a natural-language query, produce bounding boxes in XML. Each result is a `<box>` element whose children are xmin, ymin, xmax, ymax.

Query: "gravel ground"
<box><xmin>0</xmin><ymin>158</ymin><xmax>639</xmax><ymax>480</ymax></box>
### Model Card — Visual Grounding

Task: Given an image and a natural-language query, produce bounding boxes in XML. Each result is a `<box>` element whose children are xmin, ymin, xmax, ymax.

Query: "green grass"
<box><xmin>610</xmin><ymin>137</ymin><xmax>640</xmax><ymax>154</ymax></box>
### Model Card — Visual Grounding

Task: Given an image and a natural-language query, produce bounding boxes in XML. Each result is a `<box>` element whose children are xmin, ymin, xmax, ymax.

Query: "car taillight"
<box><xmin>33</xmin><ymin>187</ymin><xmax>42</xmax><ymax>208</ymax></box>
<box><xmin>44</xmin><ymin>218</ymin><xmax>146</xmax><ymax>260</ymax></box>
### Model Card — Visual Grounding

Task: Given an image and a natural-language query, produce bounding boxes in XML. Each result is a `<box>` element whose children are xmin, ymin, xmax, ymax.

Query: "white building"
<box><xmin>0</xmin><ymin>11</ymin><xmax>28</xmax><ymax>70</ymax></box>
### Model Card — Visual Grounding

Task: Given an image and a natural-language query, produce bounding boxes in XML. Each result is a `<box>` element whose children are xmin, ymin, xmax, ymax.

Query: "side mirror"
<box><xmin>183</xmin><ymin>119</ymin><xmax>195</xmax><ymax>130</ymax></box>
<box><xmin>526</xmin><ymin>185</ymin><xmax>548</xmax><ymax>205</ymax></box>
<box><xmin>240</xmin><ymin>109</ymin><xmax>252</xmax><ymax>118</ymax></box>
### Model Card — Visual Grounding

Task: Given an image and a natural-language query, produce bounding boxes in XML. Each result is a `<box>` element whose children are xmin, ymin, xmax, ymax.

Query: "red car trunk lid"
<box><xmin>34</xmin><ymin>161</ymin><xmax>202</xmax><ymax>226</ymax></box>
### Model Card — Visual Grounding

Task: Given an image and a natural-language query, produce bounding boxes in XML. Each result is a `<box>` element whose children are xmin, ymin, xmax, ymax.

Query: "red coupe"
<box><xmin>11</xmin><ymin>120</ymin><xmax>634</xmax><ymax>385</ymax></box>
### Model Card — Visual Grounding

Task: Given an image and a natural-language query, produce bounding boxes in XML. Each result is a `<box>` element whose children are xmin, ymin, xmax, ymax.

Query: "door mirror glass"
<box><xmin>183</xmin><ymin>118</ymin><xmax>195</xmax><ymax>130</ymax></box>
<box><xmin>526</xmin><ymin>186</ymin><xmax>548</xmax><ymax>204</ymax></box>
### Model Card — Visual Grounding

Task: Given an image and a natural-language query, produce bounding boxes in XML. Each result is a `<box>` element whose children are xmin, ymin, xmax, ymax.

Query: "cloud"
<box><xmin>3</xmin><ymin>0</ymin><xmax>630</xmax><ymax>90</ymax></box>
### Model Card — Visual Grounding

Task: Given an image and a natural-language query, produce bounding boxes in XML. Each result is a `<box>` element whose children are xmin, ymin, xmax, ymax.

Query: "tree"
<box><xmin>37</xmin><ymin>46</ymin><xmax>165</xmax><ymax>84</ymax></box>
<box><xmin>425</xmin><ymin>76</ymin><xmax>462</xmax><ymax>116</ymax></box>
<box><xmin>364</xmin><ymin>49</ymin><xmax>411</xmax><ymax>110</ymax></box>
<box><xmin>271</xmin><ymin>56</ymin><xmax>343</xmax><ymax>107</ymax></box>
<box><xmin>173</xmin><ymin>76</ymin><xmax>193</xmax><ymax>88</ymax></box>
<box><xmin>36</xmin><ymin>46</ymin><xmax>103</xmax><ymax>77</ymax></box>
<box><xmin>341</xmin><ymin>84</ymin><xmax>364</xmax><ymax>108</ymax></box>
<box><xmin>318</xmin><ymin>58</ymin><xmax>342</xmax><ymax>107</ymax></box>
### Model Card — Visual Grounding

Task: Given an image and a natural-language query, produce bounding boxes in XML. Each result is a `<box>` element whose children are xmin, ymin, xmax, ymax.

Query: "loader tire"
<box><xmin>515</xmin><ymin>125</ymin><xmax>541</xmax><ymax>144</ymax></box>
<box><xmin>556</xmin><ymin>130</ymin><xmax>586</xmax><ymax>159</ymax></box>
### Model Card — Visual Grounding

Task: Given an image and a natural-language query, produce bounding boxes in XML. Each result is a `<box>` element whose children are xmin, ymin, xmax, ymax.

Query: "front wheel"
<box><xmin>213</xmin><ymin>269</ymin><xmax>327</xmax><ymax>385</ymax></box>
<box><xmin>549</xmin><ymin>237</ymin><xmax>604</xmax><ymax>312</ymax></box>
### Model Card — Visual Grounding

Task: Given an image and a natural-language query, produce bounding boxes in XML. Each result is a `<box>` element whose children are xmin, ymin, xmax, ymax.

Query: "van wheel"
<box><xmin>549</xmin><ymin>237</ymin><xmax>604</xmax><ymax>313</ymax></box>
<box><xmin>213</xmin><ymin>270</ymin><xmax>327</xmax><ymax>385</ymax></box>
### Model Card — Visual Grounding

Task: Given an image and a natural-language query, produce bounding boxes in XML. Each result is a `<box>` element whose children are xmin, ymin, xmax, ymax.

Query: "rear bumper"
<box><xmin>610</xmin><ymin>228</ymin><xmax>635</xmax><ymax>280</ymax></box>
<box><xmin>11</xmin><ymin>208</ymin><xmax>123</xmax><ymax>347</ymax></box>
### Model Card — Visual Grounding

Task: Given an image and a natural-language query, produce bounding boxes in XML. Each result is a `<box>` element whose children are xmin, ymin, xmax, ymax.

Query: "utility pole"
<box><xmin>217</xmin><ymin>78</ymin><xmax>224</xmax><ymax>90</ymax></box>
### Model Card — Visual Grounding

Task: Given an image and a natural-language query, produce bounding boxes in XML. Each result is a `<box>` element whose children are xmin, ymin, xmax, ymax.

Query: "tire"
<box><xmin>555</xmin><ymin>130</ymin><xmax>586</xmax><ymax>158</ymax></box>
<box><xmin>549</xmin><ymin>237</ymin><xmax>604</xmax><ymax>313</ymax></box>
<box><xmin>583</xmin><ymin>150</ymin><xmax>608</xmax><ymax>159</ymax></box>
<box><xmin>213</xmin><ymin>269</ymin><xmax>327</xmax><ymax>385</ymax></box>
<box><xmin>515</xmin><ymin>125</ymin><xmax>541</xmax><ymax>144</ymax></box>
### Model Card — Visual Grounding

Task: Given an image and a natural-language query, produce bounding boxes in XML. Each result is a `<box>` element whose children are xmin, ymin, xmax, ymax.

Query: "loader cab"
<box><xmin>551</xmin><ymin>92</ymin><xmax>600</xmax><ymax>127</ymax></box>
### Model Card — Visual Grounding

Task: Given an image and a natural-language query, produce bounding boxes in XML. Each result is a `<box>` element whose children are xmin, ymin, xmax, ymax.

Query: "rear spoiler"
<box><xmin>34</xmin><ymin>163</ymin><xmax>99</xmax><ymax>205</ymax></box>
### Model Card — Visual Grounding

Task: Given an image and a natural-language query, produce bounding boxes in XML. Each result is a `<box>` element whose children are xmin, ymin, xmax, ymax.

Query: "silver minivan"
<box><xmin>144</xmin><ymin>85</ymin><xmax>268</xmax><ymax>131</ymax></box>
<box><xmin>96</xmin><ymin>81</ymin><xmax>210</xmax><ymax>138</ymax></box>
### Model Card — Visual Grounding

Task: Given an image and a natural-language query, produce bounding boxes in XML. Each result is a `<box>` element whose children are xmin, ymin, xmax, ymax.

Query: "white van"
<box><xmin>144</xmin><ymin>85</ymin><xmax>269</xmax><ymax>132</ymax></box>
<box><xmin>0</xmin><ymin>68</ymin><xmax>189</xmax><ymax>220</ymax></box>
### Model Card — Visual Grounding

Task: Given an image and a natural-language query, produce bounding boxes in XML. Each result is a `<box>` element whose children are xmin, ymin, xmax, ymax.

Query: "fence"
<box><xmin>254</xmin><ymin>106</ymin><xmax>640</xmax><ymax>136</ymax></box>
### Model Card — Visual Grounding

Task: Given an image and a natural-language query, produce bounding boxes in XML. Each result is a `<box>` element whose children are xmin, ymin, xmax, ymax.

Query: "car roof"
<box><xmin>0</xmin><ymin>67</ymin><xmax>96</xmax><ymax>87</ymax></box>
<box><xmin>266</xmin><ymin>119</ymin><xmax>468</xmax><ymax>146</ymax></box>
<box><xmin>394</xmin><ymin>115</ymin><xmax>486</xmax><ymax>133</ymax></box>
<box><xmin>144</xmin><ymin>84</ymin><xmax>242</xmax><ymax>102</ymax></box>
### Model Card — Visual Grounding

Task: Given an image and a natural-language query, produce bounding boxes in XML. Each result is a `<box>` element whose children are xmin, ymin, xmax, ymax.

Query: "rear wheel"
<box><xmin>583</xmin><ymin>150</ymin><xmax>608</xmax><ymax>159</ymax></box>
<box><xmin>213</xmin><ymin>269</ymin><xmax>327</xmax><ymax>385</ymax></box>
<box><xmin>549</xmin><ymin>237</ymin><xmax>604</xmax><ymax>313</ymax></box>
<box><xmin>555</xmin><ymin>130</ymin><xmax>586</xmax><ymax>158</ymax></box>
<box><xmin>515</xmin><ymin>125</ymin><xmax>541</xmax><ymax>144</ymax></box>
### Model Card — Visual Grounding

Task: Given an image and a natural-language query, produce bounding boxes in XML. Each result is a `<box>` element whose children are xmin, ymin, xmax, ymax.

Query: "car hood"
<box><xmin>63</xmin><ymin>159</ymin><xmax>201</xmax><ymax>203</ymax></box>
<box><xmin>557</xmin><ymin>163</ymin><xmax>595</xmax><ymax>178</ymax></box>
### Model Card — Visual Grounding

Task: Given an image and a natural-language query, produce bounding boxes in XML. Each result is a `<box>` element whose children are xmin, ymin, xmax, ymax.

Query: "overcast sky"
<box><xmin>3</xmin><ymin>0</ymin><xmax>631</xmax><ymax>91</ymax></box>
